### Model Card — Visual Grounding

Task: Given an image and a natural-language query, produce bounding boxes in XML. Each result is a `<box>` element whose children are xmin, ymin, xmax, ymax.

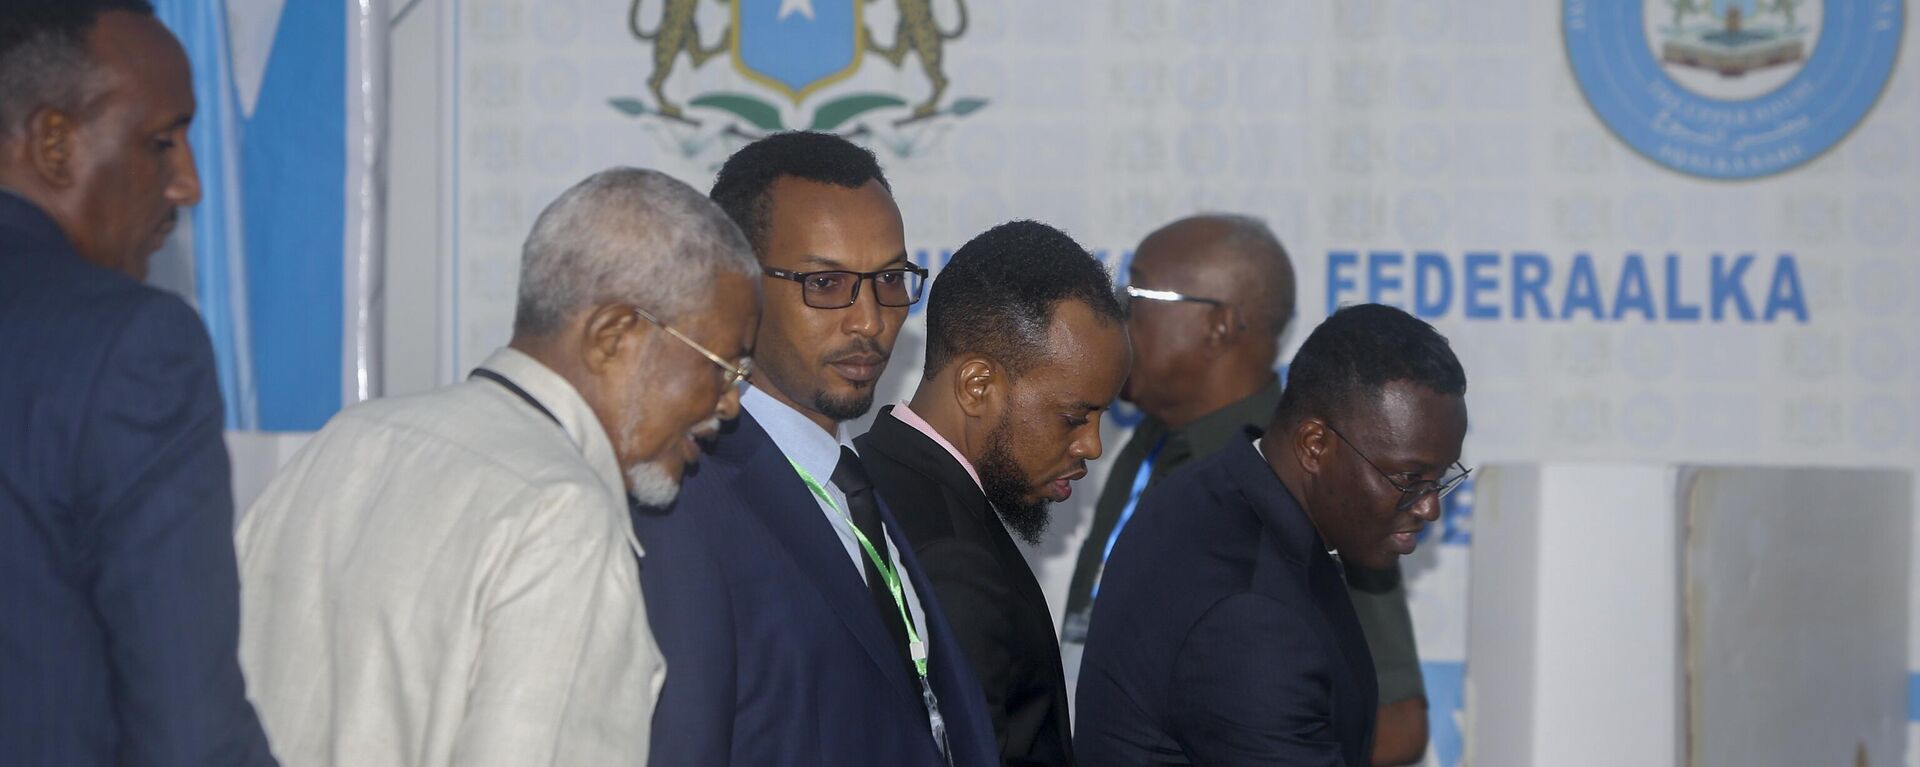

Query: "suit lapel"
<box><xmin>1224</xmin><ymin>433</ymin><xmax>1379</xmax><ymax>755</ymax></box>
<box><xmin>724</xmin><ymin>412</ymin><xmax>922</xmax><ymax>700</ymax></box>
<box><xmin>866</xmin><ymin>411</ymin><xmax>1053</xmax><ymax>615</ymax></box>
<box><xmin>868</xmin><ymin>410</ymin><xmax>981</xmax><ymax>509</ymax></box>
<box><xmin>881</xmin><ymin>494</ymin><xmax>999</xmax><ymax>762</ymax></box>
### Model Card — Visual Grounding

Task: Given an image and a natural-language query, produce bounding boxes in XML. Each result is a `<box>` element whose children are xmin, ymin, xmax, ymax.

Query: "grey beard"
<box><xmin>619</xmin><ymin>383</ymin><xmax>685</xmax><ymax>507</ymax></box>
<box><xmin>627</xmin><ymin>461</ymin><xmax>681</xmax><ymax>507</ymax></box>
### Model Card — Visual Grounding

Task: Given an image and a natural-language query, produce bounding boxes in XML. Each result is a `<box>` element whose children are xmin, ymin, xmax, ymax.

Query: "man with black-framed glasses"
<box><xmin>631</xmin><ymin>131</ymin><xmax>999</xmax><ymax>767</ymax></box>
<box><xmin>1060</xmin><ymin>214</ymin><xmax>1435</xmax><ymax>766</ymax></box>
<box><xmin>1077</xmin><ymin>303</ymin><xmax>1469</xmax><ymax>767</ymax></box>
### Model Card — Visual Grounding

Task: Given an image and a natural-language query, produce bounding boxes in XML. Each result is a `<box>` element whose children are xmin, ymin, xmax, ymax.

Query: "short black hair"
<box><xmin>0</xmin><ymin>0</ymin><xmax>155</xmax><ymax>135</ymax></box>
<box><xmin>1275</xmin><ymin>303</ymin><xmax>1467</xmax><ymax>427</ymax></box>
<box><xmin>924</xmin><ymin>220</ymin><xmax>1126</xmax><ymax>379</ymax></box>
<box><xmin>708</xmin><ymin>131</ymin><xmax>891</xmax><ymax>255</ymax></box>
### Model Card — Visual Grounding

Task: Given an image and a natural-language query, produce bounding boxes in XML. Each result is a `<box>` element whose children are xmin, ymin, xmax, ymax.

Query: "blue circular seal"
<box><xmin>1564</xmin><ymin>0</ymin><xmax>1903</xmax><ymax>180</ymax></box>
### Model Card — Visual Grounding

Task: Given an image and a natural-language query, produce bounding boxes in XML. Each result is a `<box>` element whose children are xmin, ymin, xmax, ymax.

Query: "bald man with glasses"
<box><xmin>1061</xmin><ymin>215</ymin><xmax>1437</xmax><ymax>765</ymax></box>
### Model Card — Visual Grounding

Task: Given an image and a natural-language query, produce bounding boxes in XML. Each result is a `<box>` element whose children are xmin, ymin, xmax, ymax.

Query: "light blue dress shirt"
<box><xmin>740</xmin><ymin>385</ymin><xmax>932</xmax><ymax>652</ymax></box>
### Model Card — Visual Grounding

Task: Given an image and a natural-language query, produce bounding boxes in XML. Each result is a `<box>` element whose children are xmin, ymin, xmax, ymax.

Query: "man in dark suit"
<box><xmin>1075</xmin><ymin>304</ymin><xmax>1469</xmax><ymax>766</ymax></box>
<box><xmin>1062</xmin><ymin>215</ymin><xmax>1432</xmax><ymax>765</ymax></box>
<box><xmin>858</xmin><ymin>221</ymin><xmax>1129</xmax><ymax>767</ymax></box>
<box><xmin>0</xmin><ymin>2</ymin><xmax>277</xmax><ymax>765</ymax></box>
<box><xmin>631</xmin><ymin>131</ymin><xmax>998</xmax><ymax>766</ymax></box>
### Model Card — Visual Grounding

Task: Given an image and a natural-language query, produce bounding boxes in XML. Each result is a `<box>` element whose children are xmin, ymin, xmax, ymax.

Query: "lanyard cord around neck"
<box><xmin>1090</xmin><ymin>433</ymin><xmax>1170</xmax><ymax>601</ymax></box>
<box><xmin>786</xmin><ymin>457</ymin><xmax>928</xmax><ymax>679</ymax></box>
<box><xmin>470</xmin><ymin>368</ymin><xmax>563</xmax><ymax>428</ymax></box>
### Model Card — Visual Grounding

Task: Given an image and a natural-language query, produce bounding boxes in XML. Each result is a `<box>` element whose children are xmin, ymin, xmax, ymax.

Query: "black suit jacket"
<box><xmin>0</xmin><ymin>191</ymin><xmax>275</xmax><ymax>765</ymax></box>
<box><xmin>631</xmin><ymin>409</ymin><xmax>1000</xmax><ymax>767</ymax></box>
<box><xmin>1074</xmin><ymin>430</ymin><xmax>1377</xmax><ymax>766</ymax></box>
<box><xmin>856</xmin><ymin>407</ymin><xmax>1074</xmax><ymax>767</ymax></box>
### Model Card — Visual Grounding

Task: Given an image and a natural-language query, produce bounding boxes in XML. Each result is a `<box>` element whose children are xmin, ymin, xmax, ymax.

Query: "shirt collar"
<box><xmin>889</xmin><ymin>401</ymin><xmax>984</xmax><ymax>492</ymax></box>
<box><xmin>475</xmin><ymin>347</ymin><xmax>628</xmax><ymax>507</ymax></box>
<box><xmin>1174</xmin><ymin>377</ymin><xmax>1284</xmax><ymax>459</ymax></box>
<box><xmin>741</xmin><ymin>384</ymin><xmax>855</xmax><ymax>482</ymax></box>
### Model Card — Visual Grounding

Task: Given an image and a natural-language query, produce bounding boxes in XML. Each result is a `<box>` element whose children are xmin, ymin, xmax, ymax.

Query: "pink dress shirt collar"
<box><xmin>889</xmin><ymin>402</ymin><xmax>983</xmax><ymax>492</ymax></box>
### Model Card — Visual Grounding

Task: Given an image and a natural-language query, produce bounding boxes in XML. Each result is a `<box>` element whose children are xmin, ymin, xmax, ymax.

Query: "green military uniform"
<box><xmin>1060</xmin><ymin>379</ymin><xmax>1425</xmax><ymax>708</ymax></box>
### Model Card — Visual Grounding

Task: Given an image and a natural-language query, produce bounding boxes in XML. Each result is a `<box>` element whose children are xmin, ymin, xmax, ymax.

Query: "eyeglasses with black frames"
<box><xmin>1323</xmin><ymin>422</ymin><xmax>1471</xmax><ymax>511</ymax></box>
<box><xmin>763</xmin><ymin>264</ymin><xmax>929</xmax><ymax>309</ymax></box>
<box><xmin>632</xmin><ymin>306</ymin><xmax>753</xmax><ymax>387</ymax></box>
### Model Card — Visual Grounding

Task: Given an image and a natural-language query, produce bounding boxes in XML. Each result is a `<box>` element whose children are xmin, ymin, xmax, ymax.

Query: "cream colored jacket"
<box><xmin>236</xmin><ymin>348</ymin><xmax>662</xmax><ymax>766</ymax></box>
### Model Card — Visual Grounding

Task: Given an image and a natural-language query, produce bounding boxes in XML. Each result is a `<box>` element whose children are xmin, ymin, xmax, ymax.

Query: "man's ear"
<box><xmin>953</xmin><ymin>358</ymin><xmax>998</xmax><ymax>419</ymax></box>
<box><xmin>25</xmin><ymin>108</ymin><xmax>79</xmax><ymax>188</ymax></box>
<box><xmin>580</xmin><ymin>304</ymin><xmax>646</xmax><ymax>375</ymax></box>
<box><xmin>1294</xmin><ymin>417</ymin><xmax>1332</xmax><ymax>477</ymax></box>
<box><xmin>1207</xmin><ymin>304</ymin><xmax>1241</xmax><ymax>349</ymax></box>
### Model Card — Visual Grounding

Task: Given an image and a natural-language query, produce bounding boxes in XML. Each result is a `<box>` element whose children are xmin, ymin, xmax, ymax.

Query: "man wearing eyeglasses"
<box><xmin>631</xmin><ymin>131</ymin><xmax>999</xmax><ymax>767</ymax></box>
<box><xmin>235</xmin><ymin>168</ymin><xmax>758</xmax><ymax>766</ymax></box>
<box><xmin>1060</xmin><ymin>216</ymin><xmax>1434</xmax><ymax>765</ymax></box>
<box><xmin>1075</xmin><ymin>303</ymin><xmax>1469</xmax><ymax>767</ymax></box>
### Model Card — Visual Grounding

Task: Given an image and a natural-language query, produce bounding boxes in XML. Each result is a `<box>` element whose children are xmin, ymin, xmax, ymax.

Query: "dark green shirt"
<box><xmin>1061</xmin><ymin>379</ymin><xmax>1425</xmax><ymax>705</ymax></box>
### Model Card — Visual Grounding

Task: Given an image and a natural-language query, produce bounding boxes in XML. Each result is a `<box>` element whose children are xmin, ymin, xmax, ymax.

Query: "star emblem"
<box><xmin>777</xmin><ymin>0</ymin><xmax>815</xmax><ymax>22</ymax></box>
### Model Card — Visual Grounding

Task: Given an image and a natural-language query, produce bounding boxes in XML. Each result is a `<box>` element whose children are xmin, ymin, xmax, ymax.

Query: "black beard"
<box><xmin>978</xmin><ymin>415</ymin><xmax>1051</xmax><ymax>545</ymax></box>
<box><xmin>812</xmin><ymin>386</ymin><xmax>876</xmax><ymax>423</ymax></box>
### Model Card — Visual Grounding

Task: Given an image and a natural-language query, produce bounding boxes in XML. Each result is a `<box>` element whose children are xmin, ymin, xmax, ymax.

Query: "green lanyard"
<box><xmin>787</xmin><ymin>457</ymin><xmax>929</xmax><ymax>679</ymax></box>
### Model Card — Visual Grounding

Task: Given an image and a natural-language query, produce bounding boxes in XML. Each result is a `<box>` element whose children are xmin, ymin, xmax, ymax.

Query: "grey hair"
<box><xmin>513</xmin><ymin>167</ymin><xmax>758</xmax><ymax>336</ymax></box>
<box><xmin>0</xmin><ymin>38</ymin><xmax>84</xmax><ymax>137</ymax></box>
<box><xmin>1198</xmin><ymin>212</ymin><xmax>1296</xmax><ymax>337</ymax></box>
<box><xmin>0</xmin><ymin>1</ymin><xmax>156</xmax><ymax>136</ymax></box>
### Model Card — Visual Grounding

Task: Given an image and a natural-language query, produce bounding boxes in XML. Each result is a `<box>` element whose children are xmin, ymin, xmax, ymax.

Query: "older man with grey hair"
<box><xmin>236</xmin><ymin>167</ymin><xmax>760</xmax><ymax>767</ymax></box>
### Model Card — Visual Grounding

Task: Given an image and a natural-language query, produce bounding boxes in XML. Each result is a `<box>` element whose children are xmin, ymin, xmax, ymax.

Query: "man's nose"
<box><xmin>842</xmin><ymin>279</ymin><xmax>884</xmax><ymax>337</ymax></box>
<box><xmin>1410</xmin><ymin>491</ymin><xmax>1444</xmax><ymax>522</ymax></box>
<box><xmin>169</xmin><ymin>137</ymin><xmax>203</xmax><ymax>207</ymax></box>
<box><xmin>1071</xmin><ymin>424</ymin><xmax>1104</xmax><ymax>461</ymax></box>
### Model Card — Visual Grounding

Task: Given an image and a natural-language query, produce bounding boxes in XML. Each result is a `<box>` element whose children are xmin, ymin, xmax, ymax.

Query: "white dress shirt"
<box><xmin>739</xmin><ymin>385</ymin><xmax>932</xmax><ymax>659</ymax></box>
<box><xmin>235</xmin><ymin>348</ymin><xmax>664</xmax><ymax>767</ymax></box>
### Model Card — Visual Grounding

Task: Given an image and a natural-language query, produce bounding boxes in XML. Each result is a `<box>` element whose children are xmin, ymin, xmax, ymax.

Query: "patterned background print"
<box><xmin>440</xmin><ymin>3</ymin><xmax>1920</xmax><ymax>763</ymax></box>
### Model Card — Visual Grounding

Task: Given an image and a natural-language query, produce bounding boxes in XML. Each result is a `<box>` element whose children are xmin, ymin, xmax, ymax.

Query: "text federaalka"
<box><xmin>1325</xmin><ymin>250</ymin><xmax>1808</xmax><ymax>323</ymax></box>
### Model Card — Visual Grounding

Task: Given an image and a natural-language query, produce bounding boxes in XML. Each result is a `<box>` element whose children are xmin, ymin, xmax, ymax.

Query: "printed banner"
<box><xmin>446</xmin><ymin>0</ymin><xmax>1917</xmax><ymax>469</ymax></box>
<box><xmin>441</xmin><ymin>3</ymin><xmax>1918</xmax><ymax>764</ymax></box>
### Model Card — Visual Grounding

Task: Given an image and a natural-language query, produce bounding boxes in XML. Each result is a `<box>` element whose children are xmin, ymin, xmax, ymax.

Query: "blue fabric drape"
<box><xmin>155</xmin><ymin>0</ymin><xmax>257</xmax><ymax>429</ymax></box>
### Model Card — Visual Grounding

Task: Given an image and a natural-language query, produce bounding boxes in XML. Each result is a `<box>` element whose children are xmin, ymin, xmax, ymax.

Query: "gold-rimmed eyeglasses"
<box><xmin>632</xmin><ymin>306</ymin><xmax>753</xmax><ymax>387</ymax></box>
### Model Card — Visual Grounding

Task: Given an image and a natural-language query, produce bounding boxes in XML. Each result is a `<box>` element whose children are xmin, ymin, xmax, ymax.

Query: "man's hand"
<box><xmin>1369</xmin><ymin>696</ymin><xmax>1429</xmax><ymax>766</ymax></box>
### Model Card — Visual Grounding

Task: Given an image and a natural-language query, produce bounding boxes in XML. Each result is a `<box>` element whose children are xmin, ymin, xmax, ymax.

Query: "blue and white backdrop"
<box><xmin>161</xmin><ymin>1</ymin><xmax>1920</xmax><ymax>766</ymax></box>
<box><xmin>153</xmin><ymin>0</ymin><xmax>386</xmax><ymax>433</ymax></box>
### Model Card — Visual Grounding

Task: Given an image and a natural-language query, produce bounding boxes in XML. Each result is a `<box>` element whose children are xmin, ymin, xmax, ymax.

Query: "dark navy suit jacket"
<box><xmin>0</xmin><ymin>191</ymin><xmax>275</xmax><ymax>765</ymax></box>
<box><xmin>631</xmin><ymin>409</ymin><xmax>1000</xmax><ymax>767</ymax></box>
<box><xmin>1075</xmin><ymin>431</ymin><xmax>1378</xmax><ymax>766</ymax></box>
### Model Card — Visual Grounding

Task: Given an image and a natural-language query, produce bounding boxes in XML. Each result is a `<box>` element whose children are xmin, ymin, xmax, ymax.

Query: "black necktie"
<box><xmin>830</xmin><ymin>446</ymin><xmax>915</xmax><ymax>673</ymax></box>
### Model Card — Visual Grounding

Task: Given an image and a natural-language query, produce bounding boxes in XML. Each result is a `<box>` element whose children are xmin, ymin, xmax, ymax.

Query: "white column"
<box><xmin>382</xmin><ymin>0</ymin><xmax>450</xmax><ymax>396</ymax></box>
<box><xmin>1468</xmin><ymin>464</ymin><xmax>1683</xmax><ymax>767</ymax></box>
